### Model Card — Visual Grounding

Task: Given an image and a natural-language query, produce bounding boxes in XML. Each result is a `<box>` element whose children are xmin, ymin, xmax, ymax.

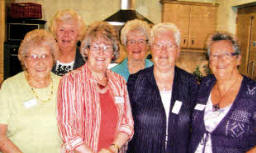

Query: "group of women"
<box><xmin>0</xmin><ymin>8</ymin><xmax>255</xmax><ymax>153</ymax></box>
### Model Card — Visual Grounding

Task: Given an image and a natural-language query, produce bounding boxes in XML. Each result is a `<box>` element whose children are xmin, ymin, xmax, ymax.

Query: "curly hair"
<box><xmin>80</xmin><ymin>21</ymin><xmax>119</xmax><ymax>60</ymax></box>
<box><xmin>120</xmin><ymin>19</ymin><xmax>151</xmax><ymax>46</ymax></box>
<box><xmin>18</xmin><ymin>29</ymin><xmax>59</xmax><ymax>70</ymax></box>
<box><xmin>207</xmin><ymin>32</ymin><xmax>240</xmax><ymax>56</ymax></box>
<box><xmin>49</xmin><ymin>9</ymin><xmax>86</xmax><ymax>41</ymax></box>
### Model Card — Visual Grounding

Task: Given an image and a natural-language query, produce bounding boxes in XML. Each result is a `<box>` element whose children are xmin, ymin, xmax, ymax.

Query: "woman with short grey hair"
<box><xmin>189</xmin><ymin>32</ymin><xmax>256</xmax><ymax>153</ymax></box>
<box><xmin>111</xmin><ymin>19</ymin><xmax>153</xmax><ymax>81</ymax></box>
<box><xmin>127</xmin><ymin>22</ymin><xmax>198</xmax><ymax>153</ymax></box>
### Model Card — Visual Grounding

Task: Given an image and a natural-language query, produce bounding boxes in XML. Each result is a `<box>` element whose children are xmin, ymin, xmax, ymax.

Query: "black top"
<box><xmin>52</xmin><ymin>48</ymin><xmax>85</xmax><ymax>76</ymax></box>
<box><xmin>127</xmin><ymin>66</ymin><xmax>198</xmax><ymax>153</ymax></box>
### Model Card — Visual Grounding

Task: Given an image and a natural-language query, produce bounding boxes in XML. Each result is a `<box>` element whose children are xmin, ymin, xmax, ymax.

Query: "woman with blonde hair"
<box><xmin>0</xmin><ymin>29</ymin><xmax>61</xmax><ymax>153</ymax></box>
<box><xmin>111</xmin><ymin>19</ymin><xmax>153</xmax><ymax>81</ymax></box>
<box><xmin>49</xmin><ymin>9</ymin><xmax>86</xmax><ymax>76</ymax></box>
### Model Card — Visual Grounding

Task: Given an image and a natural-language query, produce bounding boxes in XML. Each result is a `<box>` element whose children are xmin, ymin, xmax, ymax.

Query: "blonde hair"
<box><xmin>49</xmin><ymin>9</ymin><xmax>86</xmax><ymax>41</ymax></box>
<box><xmin>120</xmin><ymin>19</ymin><xmax>151</xmax><ymax>46</ymax></box>
<box><xmin>80</xmin><ymin>21</ymin><xmax>119</xmax><ymax>60</ymax></box>
<box><xmin>151</xmin><ymin>22</ymin><xmax>180</xmax><ymax>47</ymax></box>
<box><xmin>18</xmin><ymin>29</ymin><xmax>59</xmax><ymax>70</ymax></box>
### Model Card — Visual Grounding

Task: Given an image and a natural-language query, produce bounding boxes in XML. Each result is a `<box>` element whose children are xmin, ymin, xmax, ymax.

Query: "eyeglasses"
<box><xmin>89</xmin><ymin>44</ymin><xmax>113</xmax><ymax>55</ymax></box>
<box><xmin>153</xmin><ymin>43</ymin><xmax>177</xmax><ymax>51</ymax></box>
<box><xmin>127</xmin><ymin>39</ymin><xmax>148</xmax><ymax>46</ymax></box>
<box><xmin>210</xmin><ymin>52</ymin><xmax>239</xmax><ymax>61</ymax></box>
<box><xmin>25</xmin><ymin>54</ymin><xmax>51</xmax><ymax>61</ymax></box>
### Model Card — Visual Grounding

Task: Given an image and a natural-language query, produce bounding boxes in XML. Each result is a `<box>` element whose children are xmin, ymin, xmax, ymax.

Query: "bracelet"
<box><xmin>110</xmin><ymin>144</ymin><xmax>120</xmax><ymax>152</ymax></box>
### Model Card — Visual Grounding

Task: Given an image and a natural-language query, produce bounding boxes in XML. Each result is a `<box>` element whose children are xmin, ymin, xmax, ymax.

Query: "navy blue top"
<box><xmin>52</xmin><ymin>48</ymin><xmax>85</xmax><ymax>76</ymax></box>
<box><xmin>189</xmin><ymin>75</ymin><xmax>256</xmax><ymax>153</ymax></box>
<box><xmin>127</xmin><ymin>66</ymin><xmax>198</xmax><ymax>153</ymax></box>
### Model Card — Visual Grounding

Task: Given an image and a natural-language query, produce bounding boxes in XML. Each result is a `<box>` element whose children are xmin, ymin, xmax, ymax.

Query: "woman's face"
<box><xmin>87</xmin><ymin>38</ymin><xmax>114</xmax><ymax>73</ymax></box>
<box><xmin>126</xmin><ymin>30</ymin><xmax>148</xmax><ymax>61</ymax></box>
<box><xmin>56</xmin><ymin>20</ymin><xmax>79</xmax><ymax>51</ymax></box>
<box><xmin>151</xmin><ymin>31</ymin><xmax>179</xmax><ymax>72</ymax></box>
<box><xmin>24</xmin><ymin>45</ymin><xmax>54</xmax><ymax>80</ymax></box>
<box><xmin>209</xmin><ymin>40</ymin><xmax>241</xmax><ymax>80</ymax></box>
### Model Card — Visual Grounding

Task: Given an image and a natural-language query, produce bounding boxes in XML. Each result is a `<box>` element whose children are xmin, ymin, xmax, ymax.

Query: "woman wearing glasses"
<box><xmin>111</xmin><ymin>19</ymin><xmax>153</xmax><ymax>81</ymax></box>
<box><xmin>0</xmin><ymin>29</ymin><xmax>61</xmax><ymax>153</ymax></box>
<box><xmin>127</xmin><ymin>23</ymin><xmax>198</xmax><ymax>153</ymax></box>
<box><xmin>189</xmin><ymin>32</ymin><xmax>256</xmax><ymax>153</ymax></box>
<box><xmin>57</xmin><ymin>21</ymin><xmax>133</xmax><ymax>153</ymax></box>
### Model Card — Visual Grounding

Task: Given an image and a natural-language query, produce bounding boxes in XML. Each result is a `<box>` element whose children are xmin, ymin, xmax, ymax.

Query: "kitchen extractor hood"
<box><xmin>104</xmin><ymin>0</ymin><xmax>153</xmax><ymax>26</ymax></box>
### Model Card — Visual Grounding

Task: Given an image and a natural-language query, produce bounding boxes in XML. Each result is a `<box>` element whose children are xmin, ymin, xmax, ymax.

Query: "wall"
<box><xmin>8</xmin><ymin>0</ymin><xmax>162</xmax><ymax>27</ymax></box>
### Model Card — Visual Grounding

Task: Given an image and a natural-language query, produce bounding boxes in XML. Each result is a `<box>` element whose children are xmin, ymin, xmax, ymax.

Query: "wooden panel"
<box><xmin>0</xmin><ymin>0</ymin><xmax>5</xmax><ymax>82</ymax></box>
<box><xmin>237</xmin><ymin>5</ymin><xmax>256</xmax><ymax>78</ymax></box>
<box><xmin>189</xmin><ymin>5</ymin><xmax>217</xmax><ymax>49</ymax></box>
<box><xmin>162</xmin><ymin>3</ymin><xmax>190</xmax><ymax>48</ymax></box>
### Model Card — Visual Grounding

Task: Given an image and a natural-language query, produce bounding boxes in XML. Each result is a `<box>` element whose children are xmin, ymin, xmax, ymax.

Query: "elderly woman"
<box><xmin>57</xmin><ymin>21</ymin><xmax>134</xmax><ymax>153</ymax></box>
<box><xmin>111</xmin><ymin>19</ymin><xmax>153</xmax><ymax>81</ymax></box>
<box><xmin>49</xmin><ymin>9</ymin><xmax>86</xmax><ymax>76</ymax></box>
<box><xmin>189</xmin><ymin>32</ymin><xmax>256</xmax><ymax>153</ymax></box>
<box><xmin>127</xmin><ymin>23</ymin><xmax>198</xmax><ymax>153</ymax></box>
<box><xmin>0</xmin><ymin>29</ymin><xmax>61</xmax><ymax>153</ymax></box>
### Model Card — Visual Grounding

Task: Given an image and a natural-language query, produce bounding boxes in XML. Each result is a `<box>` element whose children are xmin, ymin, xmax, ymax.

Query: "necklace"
<box><xmin>30</xmin><ymin>78</ymin><xmax>54</xmax><ymax>103</ymax></box>
<box><xmin>212</xmin><ymin>77</ymin><xmax>239</xmax><ymax>111</ymax></box>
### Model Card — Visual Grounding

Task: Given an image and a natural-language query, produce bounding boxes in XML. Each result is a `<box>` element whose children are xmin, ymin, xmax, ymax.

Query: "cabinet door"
<box><xmin>162</xmin><ymin>3</ymin><xmax>190</xmax><ymax>48</ymax></box>
<box><xmin>237</xmin><ymin>6</ymin><xmax>256</xmax><ymax>79</ymax></box>
<box><xmin>237</xmin><ymin>14</ymin><xmax>253</xmax><ymax>76</ymax></box>
<box><xmin>189</xmin><ymin>5</ymin><xmax>217</xmax><ymax>49</ymax></box>
<box><xmin>249</xmin><ymin>16</ymin><xmax>256</xmax><ymax>79</ymax></box>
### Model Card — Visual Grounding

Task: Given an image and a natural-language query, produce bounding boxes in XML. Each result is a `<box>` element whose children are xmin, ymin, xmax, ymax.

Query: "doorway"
<box><xmin>237</xmin><ymin>5</ymin><xmax>256</xmax><ymax>79</ymax></box>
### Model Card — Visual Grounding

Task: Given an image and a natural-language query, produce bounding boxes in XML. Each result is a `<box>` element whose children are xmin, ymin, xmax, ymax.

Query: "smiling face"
<box><xmin>151</xmin><ymin>30</ymin><xmax>180</xmax><ymax>72</ymax></box>
<box><xmin>86</xmin><ymin>37</ymin><xmax>114</xmax><ymax>73</ymax></box>
<box><xmin>24</xmin><ymin>45</ymin><xmax>53</xmax><ymax>80</ymax></box>
<box><xmin>209</xmin><ymin>40</ymin><xmax>241</xmax><ymax>80</ymax></box>
<box><xmin>126</xmin><ymin>30</ymin><xmax>148</xmax><ymax>61</ymax></box>
<box><xmin>56</xmin><ymin>20</ymin><xmax>79</xmax><ymax>51</ymax></box>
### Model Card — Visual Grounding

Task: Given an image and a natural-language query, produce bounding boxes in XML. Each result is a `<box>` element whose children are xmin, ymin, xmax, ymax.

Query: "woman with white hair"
<box><xmin>0</xmin><ymin>29</ymin><xmax>61</xmax><ymax>153</ymax></box>
<box><xmin>127</xmin><ymin>23</ymin><xmax>198</xmax><ymax>153</ymax></box>
<box><xmin>111</xmin><ymin>19</ymin><xmax>153</xmax><ymax>81</ymax></box>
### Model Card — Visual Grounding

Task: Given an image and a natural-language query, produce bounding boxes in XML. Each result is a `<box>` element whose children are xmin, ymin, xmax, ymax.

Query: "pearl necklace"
<box><xmin>30</xmin><ymin>78</ymin><xmax>54</xmax><ymax>103</ymax></box>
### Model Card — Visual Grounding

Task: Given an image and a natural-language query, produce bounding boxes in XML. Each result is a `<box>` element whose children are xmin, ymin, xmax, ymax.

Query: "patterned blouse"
<box><xmin>57</xmin><ymin>64</ymin><xmax>134</xmax><ymax>153</ymax></box>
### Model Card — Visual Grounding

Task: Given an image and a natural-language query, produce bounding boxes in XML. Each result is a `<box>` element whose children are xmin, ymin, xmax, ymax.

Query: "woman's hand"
<box><xmin>0</xmin><ymin>124</ymin><xmax>23</xmax><ymax>153</ymax></box>
<box><xmin>246</xmin><ymin>146</ymin><xmax>256</xmax><ymax>153</ymax></box>
<box><xmin>74</xmin><ymin>144</ymin><xmax>93</xmax><ymax>153</ymax></box>
<box><xmin>98</xmin><ymin>148</ymin><xmax>112</xmax><ymax>153</ymax></box>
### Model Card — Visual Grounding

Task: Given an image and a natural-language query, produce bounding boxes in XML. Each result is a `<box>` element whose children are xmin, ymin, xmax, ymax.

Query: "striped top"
<box><xmin>57</xmin><ymin>64</ymin><xmax>134</xmax><ymax>153</ymax></box>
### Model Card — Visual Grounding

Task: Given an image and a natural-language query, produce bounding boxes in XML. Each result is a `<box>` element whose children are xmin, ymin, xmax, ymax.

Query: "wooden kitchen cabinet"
<box><xmin>161</xmin><ymin>0</ymin><xmax>218</xmax><ymax>51</ymax></box>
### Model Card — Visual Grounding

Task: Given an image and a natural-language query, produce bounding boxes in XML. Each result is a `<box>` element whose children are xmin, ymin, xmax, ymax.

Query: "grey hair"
<box><xmin>207</xmin><ymin>32</ymin><xmax>240</xmax><ymax>56</ymax></box>
<box><xmin>151</xmin><ymin>23</ymin><xmax>180</xmax><ymax>47</ymax></box>
<box><xmin>120</xmin><ymin>19</ymin><xmax>151</xmax><ymax>46</ymax></box>
<box><xmin>80</xmin><ymin>21</ymin><xmax>119</xmax><ymax>60</ymax></box>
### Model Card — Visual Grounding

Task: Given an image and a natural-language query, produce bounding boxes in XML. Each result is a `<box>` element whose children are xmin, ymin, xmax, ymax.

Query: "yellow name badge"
<box><xmin>24</xmin><ymin>98</ymin><xmax>37</xmax><ymax>108</ymax></box>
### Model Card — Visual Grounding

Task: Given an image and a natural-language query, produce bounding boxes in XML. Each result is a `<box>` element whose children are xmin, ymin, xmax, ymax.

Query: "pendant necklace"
<box><xmin>213</xmin><ymin>78</ymin><xmax>238</xmax><ymax>111</ymax></box>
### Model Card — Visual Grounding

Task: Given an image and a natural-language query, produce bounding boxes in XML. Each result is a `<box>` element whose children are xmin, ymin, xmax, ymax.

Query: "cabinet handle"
<box><xmin>252</xmin><ymin>62</ymin><xmax>255</xmax><ymax>77</ymax></box>
<box><xmin>183</xmin><ymin>39</ymin><xmax>186</xmax><ymax>44</ymax></box>
<box><xmin>191</xmin><ymin>40</ymin><xmax>194</xmax><ymax>45</ymax></box>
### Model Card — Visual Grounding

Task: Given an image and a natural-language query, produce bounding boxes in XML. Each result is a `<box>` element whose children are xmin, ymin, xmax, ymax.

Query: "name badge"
<box><xmin>24</xmin><ymin>99</ymin><xmax>37</xmax><ymax>108</ymax></box>
<box><xmin>115</xmin><ymin>96</ymin><xmax>124</xmax><ymax>104</ymax></box>
<box><xmin>172</xmin><ymin>100</ymin><xmax>182</xmax><ymax>114</ymax></box>
<box><xmin>194</xmin><ymin>104</ymin><xmax>205</xmax><ymax>111</ymax></box>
